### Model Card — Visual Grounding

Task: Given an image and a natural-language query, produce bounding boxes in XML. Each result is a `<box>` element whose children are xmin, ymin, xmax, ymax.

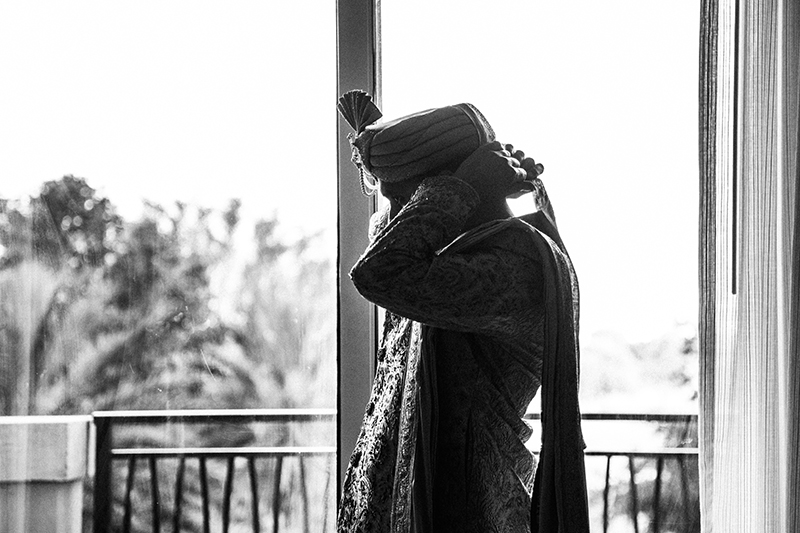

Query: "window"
<box><xmin>380</xmin><ymin>1</ymin><xmax>699</xmax><ymax>371</ymax></box>
<box><xmin>379</xmin><ymin>0</ymin><xmax>700</xmax><ymax>408</ymax></box>
<box><xmin>1</xmin><ymin>2</ymin><xmax>338</xmax><ymax>530</ymax></box>
<box><xmin>376</xmin><ymin>1</ymin><xmax>700</xmax><ymax>529</ymax></box>
<box><xmin>0</xmin><ymin>2</ymin><xmax>706</xmax><ymax>531</ymax></box>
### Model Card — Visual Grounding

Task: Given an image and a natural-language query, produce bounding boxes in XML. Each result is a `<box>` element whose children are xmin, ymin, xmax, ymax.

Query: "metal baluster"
<box><xmin>603</xmin><ymin>455</ymin><xmax>612</xmax><ymax>533</ymax></box>
<box><xmin>299</xmin><ymin>456</ymin><xmax>310</xmax><ymax>533</ymax></box>
<box><xmin>199</xmin><ymin>457</ymin><xmax>210</xmax><ymax>533</ymax></box>
<box><xmin>173</xmin><ymin>457</ymin><xmax>186</xmax><ymax>533</ymax></box>
<box><xmin>628</xmin><ymin>456</ymin><xmax>639</xmax><ymax>533</ymax></box>
<box><xmin>653</xmin><ymin>457</ymin><xmax>664</xmax><ymax>533</ymax></box>
<box><xmin>149</xmin><ymin>457</ymin><xmax>161</xmax><ymax>533</ymax></box>
<box><xmin>223</xmin><ymin>456</ymin><xmax>236</xmax><ymax>533</ymax></box>
<box><xmin>248</xmin><ymin>457</ymin><xmax>261</xmax><ymax>533</ymax></box>
<box><xmin>123</xmin><ymin>457</ymin><xmax>137</xmax><ymax>533</ymax></box>
<box><xmin>93</xmin><ymin>417</ymin><xmax>113</xmax><ymax>533</ymax></box>
<box><xmin>321</xmin><ymin>455</ymin><xmax>334</xmax><ymax>533</ymax></box>
<box><xmin>677</xmin><ymin>417</ymin><xmax>695</xmax><ymax>530</ymax></box>
<box><xmin>680</xmin><ymin>415</ymin><xmax>693</xmax><ymax>446</ymax></box>
<box><xmin>678</xmin><ymin>456</ymin><xmax>689</xmax><ymax>530</ymax></box>
<box><xmin>273</xmin><ymin>456</ymin><xmax>284</xmax><ymax>533</ymax></box>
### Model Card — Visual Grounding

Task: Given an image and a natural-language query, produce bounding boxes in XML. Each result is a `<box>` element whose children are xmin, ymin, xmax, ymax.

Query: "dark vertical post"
<box><xmin>123</xmin><ymin>457</ymin><xmax>137</xmax><ymax>533</ymax></box>
<box><xmin>149</xmin><ymin>457</ymin><xmax>161</xmax><ymax>533</ymax></box>
<box><xmin>603</xmin><ymin>455</ymin><xmax>611</xmax><ymax>533</ymax></box>
<box><xmin>173</xmin><ymin>457</ymin><xmax>186</xmax><ymax>533</ymax></box>
<box><xmin>222</xmin><ymin>456</ymin><xmax>236</xmax><ymax>533</ymax></box>
<box><xmin>248</xmin><ymin>457</ymin><xmax>261</xmax><ymax>533</ymax></box>
<box><xmin>273</xmin><ymin>456</ymin><xmax>284</xmax><ymax>533</ymax></box>
<box><xmin>93</xmin><ymin>416</ymin><xmax>113</xmax><ymax>533</ymax></box>
<box><xmin>628</xmin><ymin>456</ymin><xmax>639</xmax><ymax>533</ymax></box>
<box><xmin>653</xmin><ymin>457</ymin><xmax>664</xmax><ymax>533</ymax></box>
<box><xmin>199</xmin><ymin>458</ymin><xmax>211</xmax><ymax>533</ymax></box>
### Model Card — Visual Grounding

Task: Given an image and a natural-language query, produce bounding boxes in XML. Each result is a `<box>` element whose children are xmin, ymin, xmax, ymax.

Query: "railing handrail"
<box><xmin>110</xmin><ymin>446</ymin><xmax>337</xmax><ymax>458</ymax></box>
<box><xmin>524</xmin><ymin>412</ymin><xmax>698</xmax><ymax>422</ymax></box>
<box><xmin>92</xmin><ymin>408</ymin><xmax>337</xmax><ymax>424</ymax></box>
<box><xmin>91</xmin><ymin>409</ymin><xmax>340</xmax><ymax>533</ymax></box>
<box><xmin>92</xmin><ymin>409</ymin><xmax>694</xmax><ymax>422</ymax></box>
<box><xmin>584</xmin><ymin>447</ymin><xmax>699</xmax><ymax>457</ymax></box>
<box><xmin>90</xmin><ymin>409</ymin><xmax>699</xmax><ymax>533</ymax></box>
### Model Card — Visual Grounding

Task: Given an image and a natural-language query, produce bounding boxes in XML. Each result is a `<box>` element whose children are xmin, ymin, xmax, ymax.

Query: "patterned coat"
<box><xmin>337</xmin><ymin>175</ymin><xmax>588</xmax><ymax>533</ymax></box>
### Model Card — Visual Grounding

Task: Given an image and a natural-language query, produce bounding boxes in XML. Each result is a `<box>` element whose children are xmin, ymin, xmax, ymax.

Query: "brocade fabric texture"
<box><xmin>338</xmin><ymin>175</ymin><xmax>552</xmax><ymax>533</ymax></box>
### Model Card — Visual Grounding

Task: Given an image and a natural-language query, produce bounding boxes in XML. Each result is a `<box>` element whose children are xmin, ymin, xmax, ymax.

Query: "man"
<box><xmin>337</xmin><ymin>91</ymin><xmax>589</xmax><ymax>533</ymax></box>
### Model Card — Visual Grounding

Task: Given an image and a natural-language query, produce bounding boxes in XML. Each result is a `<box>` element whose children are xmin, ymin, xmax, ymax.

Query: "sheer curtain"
<box><xmin>699</xmin><ymin>1</ymin><xmax>800</xmax><ymax>532</ymax></box>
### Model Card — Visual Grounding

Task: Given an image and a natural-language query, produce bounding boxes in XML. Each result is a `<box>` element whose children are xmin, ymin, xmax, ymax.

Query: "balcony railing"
<box><xmin>92</xmin><ymin>409</ymin><xmax>337</xmax><ymax>533</ymax></box>
<box><xmin>524</xmin><ymin>413</ymin><xmax>699</xmax><ymax>533</ymax></box>
<box><xmin>89</xmin><ymin>410</ymin><xmax>698</xmax><ymax>533</ymax></box>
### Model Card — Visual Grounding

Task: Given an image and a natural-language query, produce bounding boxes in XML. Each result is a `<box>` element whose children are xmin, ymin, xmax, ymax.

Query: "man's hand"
<box><xmin>502</xmin><ymin>145</ymin><xmax>556</xmax><ymax>224</ymax></box>
<box><xmin>454</xmin><ymin>141</ymin><xmax>533</xmax><ymax>202</ymax></box>
<box><xmin>503</xmin><ymin>144</ymin><xmax>545</xmax><ymax>199</ymax></box>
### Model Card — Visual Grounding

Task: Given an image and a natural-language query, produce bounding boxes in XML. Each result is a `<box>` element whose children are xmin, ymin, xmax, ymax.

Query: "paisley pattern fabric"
<box><xmin>337</xmin><ymin>312</ymin><xmax>416</xmax><ymax>532</ymax></box>
<box><xmin>338</xmin><ymin>175</ymin><xmax>571</xmax><ymax>533</ymax></box>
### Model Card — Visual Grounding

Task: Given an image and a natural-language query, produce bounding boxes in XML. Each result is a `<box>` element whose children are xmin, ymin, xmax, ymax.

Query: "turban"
<box><xmin>338</xmin><ymin>90</ymin><xmax>495</xmax><ymax>194</ymax></box>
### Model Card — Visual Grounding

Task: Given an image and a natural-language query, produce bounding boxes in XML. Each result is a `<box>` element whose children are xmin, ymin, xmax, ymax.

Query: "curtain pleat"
<box><xmin>699</xmin><ymin>1</ymin><xmax>800</xmax><ymax>531</ymax></box>
<box><xmin>783</xmin><ymin>2</ymin><xmax>800</xmax><ymax>530</ymax></box>
<box><xmin>697</xmin><ymin>2</ymin><xmax>718</xmax><ymax>532</ymax></box>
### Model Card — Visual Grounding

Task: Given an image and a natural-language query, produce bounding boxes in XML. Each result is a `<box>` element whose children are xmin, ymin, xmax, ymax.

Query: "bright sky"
<box><xmin>0</xmin><ymin>1</ymin><xmax>699</xmax><ymax>343</ymax></box>
<box><xmin>0</xmin><ymin>1</ymin><xmax>338</xmax><ymax>231</ymax></box>
<box><xmin>382</xmin><ymin>1</ymin><xmax>700</xmax><ymax>342</ymax></box>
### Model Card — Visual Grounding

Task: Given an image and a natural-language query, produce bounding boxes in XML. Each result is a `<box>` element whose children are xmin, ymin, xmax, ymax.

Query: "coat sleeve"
<box><xmin>350</xmin><ymin>175</ymin><xmax>544</xmax><ymax>341</ymax></box>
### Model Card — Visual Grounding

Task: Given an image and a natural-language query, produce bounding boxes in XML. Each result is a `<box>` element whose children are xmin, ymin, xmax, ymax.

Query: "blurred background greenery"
<box><xmin>1</xmin><ymin>175</ymin><xmax>698</xmax><ymax>532</ymax></box>
<box><xmin>0</xmin><ymin>175</ymin><xmax>336</xmax><ymax>417</ymax></box>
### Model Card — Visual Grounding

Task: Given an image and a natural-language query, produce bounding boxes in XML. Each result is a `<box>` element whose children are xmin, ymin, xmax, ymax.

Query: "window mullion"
<box><xmin>336</xmin><ymin>0</ymin><xmax>380</xmax><ymax>497</ymax></box>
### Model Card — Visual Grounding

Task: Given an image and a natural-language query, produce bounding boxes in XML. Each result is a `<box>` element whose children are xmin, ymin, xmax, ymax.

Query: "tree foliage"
<box><xmin>0</xmin><ymin>176</ymin><xmax>335</xmax><ymax>417</ymax></box>
<box><xmin>2</xmin><ymin>176</ymin><xmax>337</xmax><ymax>532</ymax></box>
<box><xmin>0</xmin><ymin>175</ymin><xmax>121</xmax><ymax>271</ymax></box>
<box><xmin>2</xmin><ymin>174</ymin><xmax>704</xmax><ymax>532</ymax></box>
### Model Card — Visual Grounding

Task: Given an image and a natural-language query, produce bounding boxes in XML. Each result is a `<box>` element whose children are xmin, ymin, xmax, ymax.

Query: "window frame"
<box><xmin>335</xmin><ymin>0</ymin><xmax>381</xmax><ymax>492</ymax></box>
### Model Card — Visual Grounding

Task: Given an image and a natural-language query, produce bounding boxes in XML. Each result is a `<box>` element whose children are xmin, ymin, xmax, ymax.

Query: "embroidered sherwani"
<box><xmin>337</xmin><ymin>175</ymin><xmax>588</xmax><ymax>533</ymax></box>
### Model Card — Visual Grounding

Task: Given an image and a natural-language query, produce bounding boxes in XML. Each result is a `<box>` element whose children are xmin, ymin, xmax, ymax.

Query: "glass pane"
<box><xmin>382</xmin><ymin>2</ymin><xmax>700</xmax><ymax>530</ymax></box>
<box><xmin>382</xmin><ymin>0</ymin><xmax>699</xmax><ymax>412</ymax></box>
<box><xmin>0</xmin><ymin>2</ymin><xmax>336</xmax><ymax>530</ymax></box>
